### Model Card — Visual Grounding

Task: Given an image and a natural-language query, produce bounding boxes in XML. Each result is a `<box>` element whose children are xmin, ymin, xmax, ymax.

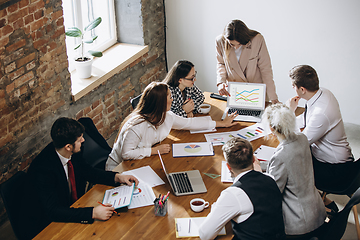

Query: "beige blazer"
<box><xmin>216</xmin><ymin>34</ymin><xmax>278</xmax><ymax>101</ymax></box>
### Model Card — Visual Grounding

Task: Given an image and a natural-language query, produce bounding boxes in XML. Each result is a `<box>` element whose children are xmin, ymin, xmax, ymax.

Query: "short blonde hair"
<box><xmin>262</xmin><ymin>103</ymin><xmax>296</xmax><ymax>140</ymax></box>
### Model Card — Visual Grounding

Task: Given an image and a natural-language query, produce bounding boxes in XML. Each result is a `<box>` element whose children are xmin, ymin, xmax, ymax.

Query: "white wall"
<box><xmin>165</xmin><ymin>0</ymin><xmax>360</xmax><ymax>125</ymax></box>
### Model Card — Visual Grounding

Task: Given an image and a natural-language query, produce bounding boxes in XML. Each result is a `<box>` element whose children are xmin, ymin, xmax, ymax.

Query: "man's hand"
<box><xmin>93</xmin><ymin>204</ymin><xmax>115</xmax><ymax>220</ymax></box>
<box><xmin>151</xmin><ymin>144</ymin><xmax>171</xmax><ymax>155</ymax></box>
<box><xmin>253</xmin><ymin>155</ymin><xmax>262</xmax><ymax>172</ymax></box>
<box><xmin>187</xmin><ymin>112</ymin><xmax>194</xmax><ymax>118</ymax></box>
<box><xmin>271</xmin><ymin>99</ymin><xmax>280</xmax><ymax>104</ymax></box>
<box><xmin>218</xmin><ymin>83</ymin><xmax>230</xmax><ymax>96</ymax></box>
<box><xmin>182</xmin><ymin>99</ymin><xmax>194</xmax><ymax>113</ymax></box>
<box><xmin>115</xmin><ymin>173</ymin><xmax>139</xmax><ymax>186</ymax></box>
<box><xmin>286</xmin><ymin>96</ymin><xmax>300</xmax><ymax>112</ymax></box>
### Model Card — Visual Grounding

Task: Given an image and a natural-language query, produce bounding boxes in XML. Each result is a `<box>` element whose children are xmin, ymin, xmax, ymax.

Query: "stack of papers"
<box><xmin>254</xmin><ymin>145</ymin><xmax>276</xmax><ymax>171</ymax></box>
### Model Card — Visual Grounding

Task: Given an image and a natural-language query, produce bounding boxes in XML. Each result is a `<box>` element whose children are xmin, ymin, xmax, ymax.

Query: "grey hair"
<box><xmin>262</xmin><ymin>103</ymin><xmax>296</xmax><ymax>140</ymax></box>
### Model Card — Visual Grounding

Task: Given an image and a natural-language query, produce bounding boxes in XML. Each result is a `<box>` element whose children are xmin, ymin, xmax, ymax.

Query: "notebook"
<box><xmin>222</xmin><ymin>82</ymin><xmax>266</xmax><ymax>122</ymax></box>
<box><xmin>158</xmin><ymin>151</ymin><xmax>207</xmax><ymax>196</ymax></box>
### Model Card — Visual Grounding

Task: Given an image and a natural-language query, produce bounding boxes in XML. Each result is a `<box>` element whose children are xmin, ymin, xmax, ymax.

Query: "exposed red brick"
<box><xmin>52</xmin><ymin>99</ymin><xmax>65</xmax><ymax>111</ymax></box>
<box><xmin>5</xmin><ymin>62</ymin><xmax>16</xmax><ymax>73</ymax></box>
<box><xmin>107</xmin><ymin>104</ymin><xmax>115</xmax><ymax>114</ymax></box>
<box><xmin>24</xmin><ymin>14</ymin><xmax>34</xmax><ymax>25</ymax></box>
<box><xmin>33</xmin><ymin>38</ymin><xmax>48</xmax><ymax>49</ymax></box>
<box><xmin>2</xmin><ymin>25</ymin><xmax>14</xmax><ymax>36</ymax></box>
<box><xmin>16</xmin><ymin>52</ymin><xmax>36</xmax><ymax>67</ymax></box>
<box><xmin>92</xmin><ymin>99</ymin><xmax>100</xmax><ymax>109</ymax></box>
<box><xmin>0</xmin><ymin>19</ymin><xmax>6</xmax><ymax>28</ymax></box>
<box><xmin>0</xmin><ymin>89</ymin><xmax>4</xmax><ymax>98</ymax></box>
<box><xmin>45</xmin><ymin>23</ymin><xmax>52</xmax><ymax>33</ymax></box>
<box><xmin>47</xmin><ymin>41</ymin><xmax>57</xmax><ymax>52</ymax></box>
<box><xmin>0</xmin><ymin>37</ymin><xmax>9</xmax><ymax>49</ymax></box>
<box><xmin>30</xmin><ymin>17</ymin><xmax>48</xmax><ymax>32</ymax></box>
<box><xmin>6</xmin><ymin>82</ymin><xmax>14</xmax><ymax>93</ymax></box>
<box><xmin>0</xmin><ymin>134</ymin><xmax>13</xmax><ymax>147</ymax></box>
<box><xmin>0</xmin><ymin>97</ymin><xmax>5</xmax><ymax>109</ymax></box>
<box><xmin>84</xmin><ymin>106</ymin><xmax>91</xmax><ymax>115</ymax></box>
<box><xmin>29</xmin><ymin>0</ymin><xmax>45</xmax><ymax>14</ymax></box>
<box><xmin>130</xmin><ymin>55</ymin><xmax>142</xmax><ymax>68</ymax></box>
<box><xmin>8</xmin><ymin>8</ymin><xmax>28</xmax><ymax>23</ymax></box>
<box><xmin>51</xmin><ymin>9</ymin><xmax>63</xmax><ymax>20</ymax></box>
<box><xmin>56</xmin><ymin>17</ymin><xmax>64</xmax><ymax>27</ymax></box>
<box><xmin>76</xmin><ymin>110</ymin><xmax>84</xmax><ymax>119</ymax></box>
<box><xmin>0</xmin><ymin>8</ymin><xmax>7</xmax><ymax>18</ymax></box>
<box><xmin>14</xmin><ymin>71</ymin><xmax>34</xmax><ymax>88</ymax></box>
<box><xmin>8</xmin><ymin>67</ymin><xmax>25</xmax><ymax>81</ymax></box>
<box><xmin>8</xmin><ymin>3</ymin><xmax>19</xmax><ymax>13</ymax></box>
<box><xmin>34</xmin><ymin>9</ymin><xmax>43</xmax><ymax>20</ymax></box>
<box><xmin>13</xmin><ymin>18</ymin><xmax>25</xmax><ymax>29</ymax></box>
<box><xmin>51</xmin><ymin>27</ymin><xmax>64</xmax><ymax>39</ymax></box>
<box><xmin>19</xmin><ymin>85</ymin><xmax>27</xmax><ymax>95</ymax></box>
<box><xmin>19</xmin><ymin>0</ymin><xmax>30</xmax><ymax>9</ymax></box>
<box><xmin>6</xmin><ymin>39</ymin><xmax>26</xmax><ymax>52</ymax></box>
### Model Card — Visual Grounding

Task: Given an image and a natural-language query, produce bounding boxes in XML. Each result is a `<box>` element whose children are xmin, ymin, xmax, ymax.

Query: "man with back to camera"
<box><xmin>198</xmin><ymin>137</ymin><xmax>285</xmax><ymax>240</ymax></box>
<box><xmin>27</xmin><ymin>117</ymin><xmax>138</xmax><ymax>238</ymax></box>
<box><xmin>287</xmin><ymin>65</ymin><xmax>357</xmax><ymax>211</ymax></box>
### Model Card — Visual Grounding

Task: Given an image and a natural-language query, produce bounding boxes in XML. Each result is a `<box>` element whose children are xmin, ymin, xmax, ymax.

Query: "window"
<box><xmin>62</xmin><ymin>0</ymin><xmax>117</xmax><ymax>71</ymax></box>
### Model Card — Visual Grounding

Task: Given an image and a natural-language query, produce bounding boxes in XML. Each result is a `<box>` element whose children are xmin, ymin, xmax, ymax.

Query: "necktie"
<box><xmin>67</xmin><ymin>160</ymin><xmax>78</xmax><ymax>203</ymax></box>
<box><xmin>304</xmin><ymin>104</ymin><xmax>307</xmax><ymax>128</ymax></box>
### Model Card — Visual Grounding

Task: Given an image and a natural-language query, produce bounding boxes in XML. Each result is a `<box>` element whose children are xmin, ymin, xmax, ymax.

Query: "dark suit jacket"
<box><xmin>27</xmin><ymin>142</ymin><xmax>118</xmax><ymax>231</ymax></box>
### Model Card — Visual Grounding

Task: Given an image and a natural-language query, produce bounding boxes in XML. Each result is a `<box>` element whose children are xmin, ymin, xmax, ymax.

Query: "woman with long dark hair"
<box><xmin>163</xmin><ymin>60</ymin><xmax>204</xmax><ymax>118</ymax></box>
<box><xmin>216</xmin><ymin>19</ymin><xmax>279</xmax><ymax>103</ymax></box>
<box><xmin>106</xmin><ymin>82</ymin><xmax>237</xmax><ymax>170</ymax></box>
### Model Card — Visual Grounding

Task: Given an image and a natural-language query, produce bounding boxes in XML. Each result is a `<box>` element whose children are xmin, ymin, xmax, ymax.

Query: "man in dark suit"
<box><xmin>27</xmin><ymin>117</ymin><xmax>138</xmax><ymax>237</ymax></box>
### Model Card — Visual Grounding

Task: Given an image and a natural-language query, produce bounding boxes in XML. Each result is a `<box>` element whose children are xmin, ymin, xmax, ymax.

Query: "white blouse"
<box><xmin>106</xmin><ymin>111</ymin><xmax>216</xmax><ymax>170</ymax></box>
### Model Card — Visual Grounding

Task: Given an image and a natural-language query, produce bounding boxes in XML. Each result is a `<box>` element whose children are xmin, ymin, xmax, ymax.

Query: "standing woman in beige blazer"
<box><xmin>216</xmin><ymin>19</ymin><xmax>279</xmax><ymax>103</ymax></box>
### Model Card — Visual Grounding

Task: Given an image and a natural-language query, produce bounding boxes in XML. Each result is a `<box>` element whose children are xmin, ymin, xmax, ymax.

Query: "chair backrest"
<box><xmin>78</xmin><ymin>117</ymin><xmax>112</xmax><ymax>169</ymax></box>
<box><xmin>319</xmin><ymin>186</ymin><xmax>360</xmax><ymax>240</ymax></box>
<box><xmin>0</xmin><ymin>171</ymin><xmax>41</xmax><ymax>239</ymax></box>
<box><xmin>130</xmin><ymin>94</ymin><xmax>142</xmax><ymax>109</ymax></box>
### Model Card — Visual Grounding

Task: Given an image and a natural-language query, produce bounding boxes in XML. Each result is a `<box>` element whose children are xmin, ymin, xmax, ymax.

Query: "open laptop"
<box><xmin>221</xmin><ymin>82</ymin><xmax>266</xmax><ymax>122</ymax></box>
<box><xmin>157</xmin><ymin>151</ymin><xmax>207</xmax><ymax>196</ymax></box>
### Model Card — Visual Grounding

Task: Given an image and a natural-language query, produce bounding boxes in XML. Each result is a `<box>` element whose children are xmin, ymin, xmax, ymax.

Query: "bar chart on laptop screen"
<box><xmin>228</xmin><ymin>84</ymin><xmax>265</xmax><ymax>108</ymax></box>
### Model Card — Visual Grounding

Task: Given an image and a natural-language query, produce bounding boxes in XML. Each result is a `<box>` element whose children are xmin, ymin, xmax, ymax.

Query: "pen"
<box><xmin>163</xmin><ymin>191</ymin><xmax>170</xmax><ymax>203</ymax></box>
<box><xmin>97</xmin><ymin>201</ymin><xmax>119</xmax><ymax>215</ymax></box>
<box><xmin>188</xmin><ymin>219</ymin><xmax>191</xmax><ymax>233</ymax></box>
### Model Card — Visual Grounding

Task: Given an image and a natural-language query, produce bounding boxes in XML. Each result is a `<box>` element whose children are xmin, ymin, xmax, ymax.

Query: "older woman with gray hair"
<box><xmin>261</xmin><ymin>103</ymin><xmax>326</xmax><ymax>239</ymax></box>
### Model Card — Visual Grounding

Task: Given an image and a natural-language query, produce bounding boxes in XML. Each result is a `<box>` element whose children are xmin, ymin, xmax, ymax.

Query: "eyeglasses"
<box><xmin>183</xmin><ymin>71</ymin><xmax>197</xmax><ymax>82</ymax></box>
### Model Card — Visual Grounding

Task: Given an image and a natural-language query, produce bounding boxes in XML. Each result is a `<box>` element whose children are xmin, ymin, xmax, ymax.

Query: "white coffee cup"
<box><xmin>199</xmin><ymin>104</ymin><xmax>211</xmax><ymax>114</ymax></box>
<box><xmin>190</xmin><ymin>198</ymin><xmax>209</xmax><ymax>212</ymax></box>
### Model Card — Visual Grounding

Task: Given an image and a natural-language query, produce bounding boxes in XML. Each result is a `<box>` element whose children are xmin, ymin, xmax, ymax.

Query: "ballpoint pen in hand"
<box><xmin>97</xmin><ymin>201</ymin><xmax>119</xmax><ymax>215</ymax></box>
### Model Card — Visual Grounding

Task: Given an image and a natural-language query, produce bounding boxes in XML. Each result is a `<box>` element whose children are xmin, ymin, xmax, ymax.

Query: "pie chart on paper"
<box><xmin>184</xmin><ymin>144</ymin><xmax>202</xmax><ymax>153</ymax></box>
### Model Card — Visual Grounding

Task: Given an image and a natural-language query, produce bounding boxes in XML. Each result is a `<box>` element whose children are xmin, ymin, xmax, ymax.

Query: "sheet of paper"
<box><xmin>128</xmin><ymin>180</ymin><xmax>157</xmax><ymax>209</ymax></box>
<box><xmin>175</xmin><ymin>217</ymin><xmax>226</xmax><ymax>238</ymax></box>
<box><xmin>236</xmin><ymin>123</ymin><xmax>270</xmax><ymax>142</ymax></box>
<box><xmin>221</xmin><ymin>161</ymin><xmax>233</xmax><ymax>183</ymax></box>
<box><xmin>190</xmin><ymin>116</ymin><xmax>216</xmax><ymax>134</ymax></box>
<box><xmin>204</xmin><ymin>131</ymin><xmax>239</xmax><ymax>146</ymax></box>
<box><xmin>102</xmin><ymin>183</ymin><xmax>135</xmax><ymax>209</ymax></box>
<box><xmin>172</xmin><ymin>142</ymin><xmax>214</xmax><ymax>157</ymax></box>
<box><xmin>122</xmin><ymin>165</ymin><xmax>165</xmax><ymax>187</ymax></box>
<box><xmin>254</xmin><ymin>145</ymin><xmax>276</xmax><ymax>171</ymax></box>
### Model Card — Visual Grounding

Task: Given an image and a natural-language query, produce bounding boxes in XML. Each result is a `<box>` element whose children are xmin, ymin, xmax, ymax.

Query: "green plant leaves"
<box><xmin>65</xmin><ymin>27</ymin><xmax>82</xmax><ymax>37</ymax></box>
<box><xmin>84</xmin><ymin>17</ymin><xmax>102</xmax><ymax>32</ymax></box>
<box><xmin>88</xmin><ymin>50</ymin><xmax>103</xmax><ymax>57</ymax></box>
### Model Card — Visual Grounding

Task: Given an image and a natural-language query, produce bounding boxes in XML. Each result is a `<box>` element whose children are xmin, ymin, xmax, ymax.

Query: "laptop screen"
<box><xmin>227</xmin><ymin>82</ymin><xmax>266</xmax><ymax>110</ymax></box>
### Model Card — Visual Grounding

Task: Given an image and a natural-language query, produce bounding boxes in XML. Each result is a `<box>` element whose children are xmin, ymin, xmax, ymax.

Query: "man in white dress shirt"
<box><xmin>288</xmin><ymin>65</ymin><xmax>357</xmax><ymax>206</ymax></box>
<box><xmin>198</xmin><ymin>137</ymin><xmax>285</xmax><ymax>240</ymax></box>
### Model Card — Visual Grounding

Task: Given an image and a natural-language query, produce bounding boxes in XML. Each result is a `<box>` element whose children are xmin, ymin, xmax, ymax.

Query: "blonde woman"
<box><xmin>261</xmin><ymin>104</ymin><xmax>326</xmax><ymax>239</ymax></box>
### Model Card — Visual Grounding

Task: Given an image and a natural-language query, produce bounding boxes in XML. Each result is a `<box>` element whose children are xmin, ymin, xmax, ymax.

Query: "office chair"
<box><xmin>78</xmin><ymin>117</ymin><xmax>112</xmax><ymax>170</ymax></box>
<box><xmin>0</xmin><ymin>171</ymin><xmax>44</xmax><ymax>240</ymax></box>
<box><xmin>130</xmin><ymin>94</ymin><xmax>142</xmax><ymax>109</ymax></box>
<box><xmin>314</xmin><ymin>186</ymin><xmax>360</xmax><ymax>240</ymax></box>
<box><xmin>318</xmin><ymin>158</ymin><xmax>360</xmax><ymax>240</ymax></box>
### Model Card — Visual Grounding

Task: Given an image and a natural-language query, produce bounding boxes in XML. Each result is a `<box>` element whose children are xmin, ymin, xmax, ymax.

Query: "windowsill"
<box><xmin>71</xmin><ymin>43</ymin><xmax>149</xmax><ymax>101</ymax></box>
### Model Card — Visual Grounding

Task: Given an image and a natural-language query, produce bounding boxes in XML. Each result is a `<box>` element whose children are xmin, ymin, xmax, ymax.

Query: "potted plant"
<box><xmin>65</xmin><ymin>17</ymin><xmax>103</xmax><ymax>78</ymax></box>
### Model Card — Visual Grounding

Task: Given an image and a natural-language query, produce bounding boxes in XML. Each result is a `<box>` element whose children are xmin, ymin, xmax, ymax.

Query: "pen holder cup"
<box><xmin>154</xmin><ymin>199</ymin><xmax>168</xmax><ymax>216</ymax></box>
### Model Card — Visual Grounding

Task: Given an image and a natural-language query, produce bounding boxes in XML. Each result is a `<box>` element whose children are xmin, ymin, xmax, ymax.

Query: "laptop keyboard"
<box><xmin>228</xmin><ymin>108</ymin><xmax>261</xmax><ymax>117</ymax></box>
<box><xmin>169</xmin><ymin>173</ymin><xmax>193</xmax><ymax>193</ymax></box>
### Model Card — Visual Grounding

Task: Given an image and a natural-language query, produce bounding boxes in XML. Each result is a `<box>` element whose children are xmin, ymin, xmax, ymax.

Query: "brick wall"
<box><xmin>0</xmin><ymin>0</ymin><xmax>167</xmax><ymax>225</ymax></box>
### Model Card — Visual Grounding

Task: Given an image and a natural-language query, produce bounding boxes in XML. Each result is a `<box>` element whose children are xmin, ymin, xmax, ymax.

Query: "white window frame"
<box><xmin>62</xmin><ymin>0</ymin><xmax>117</xmax><ymax>72</ymax></box>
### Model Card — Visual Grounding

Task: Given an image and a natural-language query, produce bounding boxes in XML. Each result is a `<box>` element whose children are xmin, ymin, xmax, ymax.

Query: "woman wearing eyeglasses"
<box><xmin>105</xmin><ymin>82</ymin><xmax>238</xmax><ymax>170</ymax></box>
<box><xmin>163</xmin><ymin>60</ymin><xmax>204</xmax><ymax>118</ymax></box>
<box><xmin>216</xmin><ymin>19</ymin><xmax>279</xmax><ymax>103</ymax></box>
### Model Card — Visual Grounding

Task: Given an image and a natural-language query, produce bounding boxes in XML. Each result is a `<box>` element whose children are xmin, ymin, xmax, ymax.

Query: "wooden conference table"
<box><xmin>34</xmin><ymin>92</ymin><xmax>304</xmax><ymax>240</ymax></box>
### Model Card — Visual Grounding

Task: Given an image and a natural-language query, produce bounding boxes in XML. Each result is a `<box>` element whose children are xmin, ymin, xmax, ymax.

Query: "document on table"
<box><xmin>122</xmin><ymin>165</ymin><xmax>165</xmax><ymax>187</ymax></box>
<box><xmin>221</xmin><ymin>161</ymin><xmax>233</xmax><ymax>183</ymax></box>
<box><xmin>172</xmin><ymin>142</ymin><xmax>214</xmax><ymax>157</ymax></box>
<box><xmin>128</xmin><ymin>179</ymin><xmax>156</xmax><ymax>209</ymax></box>
<box><xmin>204</xmin><ymin>131</ymin><xmax>240</xmax><ymax>146</ymax></box>
<box><xmin>254</xmin><ymin>145</ymin><xmax>276</xmax><ymax>171</ymax></box>
<box><xmin>102</xmin><ymin>182</ymin><xmax>135</xmax><ymax>209</ymax></box>
<box><xmin>175</xmin><ymin>217</ymin><xmax>226</xmax><ymax>238</ymax></box>
<box><xmin>236</xmin><ymin>123</ymin><xmax>270</xmax><ymax>142</ymax></box>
